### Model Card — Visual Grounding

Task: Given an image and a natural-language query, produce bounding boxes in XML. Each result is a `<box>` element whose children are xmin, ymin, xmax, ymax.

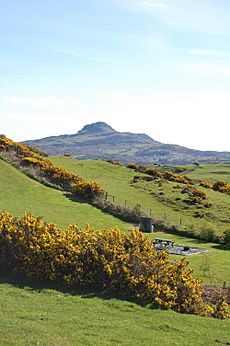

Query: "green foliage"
<box><xmin>199</xmin><ymin>223</ymin><xmax>217</xmax><ymax>242</ymax></box>
<box><xmin>212</xmin><ymin>297</ymin><xmax>230</xmax><ymax>319</ymax></box>
<box><xmin>222</xmin><ymin>229</ymin><xmax>230</xmax><ymax>248</ymax></box>
<box><xmin>213</xmin><ymin>180</ymin><xmax>230</xmax><ymax>195</ymax></box>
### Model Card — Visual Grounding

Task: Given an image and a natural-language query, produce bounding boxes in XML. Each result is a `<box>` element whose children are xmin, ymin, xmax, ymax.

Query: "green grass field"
<box><xmin>1</xmin><ymin>157</ymin><xmax>229</xmax><ymax>285</ymax></box>
<box><xmin>0</xmin><ymin>277</ymin><xmax>229</xmax><ymax>346</ymax></box>
<box><xmin>148</xmin><ymin>232</ymin><xmax>230</xmax><ymax>286</ymax></box>
<box><xmin>187</xmin><ymin>164</ymin><xmax>230</xmax><ymax>183</ymax></box>
<box><xmin>0</xmin><ymin>159</ymin><xmax>129</xmax><ymax>230</ymax></box>
<box><xmin>0</xmin><ymin>157</ymin><xmax>230</xmax><ymax>345</ymax></box>
<box><xmin>50</xmin><ymin>157</ymin><xmax>230</xmax><ymax>235</ymax></box>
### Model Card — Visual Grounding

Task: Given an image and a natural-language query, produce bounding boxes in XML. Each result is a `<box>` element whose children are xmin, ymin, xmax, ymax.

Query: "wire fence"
<box><xmin>105</xmin><ymin>193</ymin><xmax>184</xmax><ymax>226</ymax></box>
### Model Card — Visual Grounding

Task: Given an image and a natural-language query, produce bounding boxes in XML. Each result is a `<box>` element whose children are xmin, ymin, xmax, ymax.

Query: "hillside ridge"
<box><xmin>23</xmin><ymin>122</ymin><xmax>230</xmax><ymax>165</ymax></box>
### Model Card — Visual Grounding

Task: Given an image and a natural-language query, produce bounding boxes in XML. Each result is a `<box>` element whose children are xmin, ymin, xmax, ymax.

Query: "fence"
<box><xmin>105</xmin><ymin>193</ymin><xmax>184</xmax><ymax>227</ymax></box>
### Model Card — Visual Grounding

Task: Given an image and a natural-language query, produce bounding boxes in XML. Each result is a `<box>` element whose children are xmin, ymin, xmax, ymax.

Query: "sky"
<box><xmin>1</xmin><ymin>0</ymin><xmax>230</xmax><ymax>151</ymax></box>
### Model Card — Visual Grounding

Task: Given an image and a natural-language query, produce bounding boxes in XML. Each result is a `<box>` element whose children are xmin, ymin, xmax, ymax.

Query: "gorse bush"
<box><xmin>0</xmin><ymin>135</ymin><xmax>47</xmax><ymax>157</ymax></box>
<box><xmin>200</xmin><ymin>179</ymin><xmax>230</xmax><ymax>196</ymax></box>
<box><xmin>200</xmin><ymin>181</ymin><xmax>213</xmax><ymax>189</ymax></box>
<box><xmin>212</xmin><ymin>180</ymin><xmax>230</xmax><ymax>195</ymax></box>
<box><xmin>127</xmin><ymin>163</ymin><xmax>194</xmax><ymax>185</ymax></box>
<box><xmin>181</xmin><ymin>186</ymin><xmax>208</xmax><ymax>205</ymax></box>
<box><xmin>0</xmin><ymin>211</ymin><xmax>229</xmax><ymax>319</ymax></box>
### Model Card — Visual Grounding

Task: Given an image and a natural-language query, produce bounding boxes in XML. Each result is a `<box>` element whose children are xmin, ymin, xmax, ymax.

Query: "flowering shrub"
<box><xmin>200</xmin><ymin>179</ymin><xmax>230</xmax><ymax>196</ymax></box>
<box><xmin>212</xmin><ymin>297</ymin><xmax>230</xmax><ymax>319</ymax></box>
<box><xmin>200</xmin><ymin>181</ymin><xmax>213</xmax><ymax>189</ymax></box>
<box><xmin>72</xmin><ymin>180</ymin><xmax>105</xmax><ymax>199</ymax></box>
<box><xmin>212</xmin><ymin>180</ymin><xmax>230</xmax><ymax>195</ymax></box>
<box><xmin>0</xmin><ymin>135</ymin><xmax>47</xmax><ymax>157</ymax></box>
<box><xmin>127</xmin><ymin>163</ymin><xmax>193</xmax><ymax>185</ymax></box>
<box><xmin>162</xmin><ymin>171</ymin><xmax>194</xmax><ymax>185</ymax></box>
<box><xmin>0</xmin><ymin>211</ymin><xmax>228</xmax><ymax>319</ymax></box>
<box><xmin>127</xmin><ymin>163</ymin><xmax>162</xmax><ymax>178</ymax></box>
<box><xmin>181</xmin><ymin>186</ymin><xmax>207</xmax><ymax>205</ymax></box>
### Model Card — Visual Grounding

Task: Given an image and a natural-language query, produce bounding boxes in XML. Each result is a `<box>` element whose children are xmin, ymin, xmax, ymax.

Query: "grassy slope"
<box><xmin>49</xmin><ymin>157</ymin><xmax>230</xmax><ymax>286</ymax></box>
<box><xmin>0</xmin><ymin>278</ymin><xmax>229</xmax><ymax>346</ymax></box>
<box><xmin>0</xmin><ymin>158</ymin><xmax>230</xmax><ymax>345</ymax></box>
<box><xmin>148</xmin><ymin>231</ymin><xmax>230</xmax><ymax>286</ymax></box>
<box><xmin>187</xmin><ymin>164</ymin><xmax>230</xmax><ymax>183</ymax></box>
<box><xmin>50</xmin><ymin>157</ymin><xmax>191</xmax><ymax>224</ymax></box>
<box><xmin>50</xmin><ymin>157</ymin><xmax>230</xmax><ymax>235</ymax></box>
<box><xmin>0</xmin><ymin>159</ymin><xmax>129</xmax><ymax>230</ymax></box>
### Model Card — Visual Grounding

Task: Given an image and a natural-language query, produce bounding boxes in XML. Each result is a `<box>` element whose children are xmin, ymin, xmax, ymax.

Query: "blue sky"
<box><xmin>1</xmin><ymin>0</ymin><xmax>230</xmax><ymax>151</ymax></box>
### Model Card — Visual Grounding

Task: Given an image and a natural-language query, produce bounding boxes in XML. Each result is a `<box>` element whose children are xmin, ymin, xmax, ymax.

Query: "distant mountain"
<box><xmin>23</xmin><ymin>122</ymin><xmax>230</xmax><ymax>165</ymax></box>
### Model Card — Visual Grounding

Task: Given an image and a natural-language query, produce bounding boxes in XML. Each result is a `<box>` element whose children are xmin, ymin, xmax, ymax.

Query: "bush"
<box><xmin>0</xmin><ymin>211</ymin><xmax>224</xmax><ymax>318</ymax></box>
<box><xmin>200</xmin><ymin>181</ymin><xmax>213</xmax><ymax>189</ymax></box>
<box><xmin>199</xmin><ymin>223</ymin><xmax>217</xmax><ymax>242</ymax></box>
<box><xmin>212</xmin><ymin>297</ymin><xmax>230</xmax><ymax>319</ymax></box>
<box><xmin>222</xmin><ymin>229</ymin><xmax>230</xmax><ymax>248</ymax></box>
<box><xmin>213</xmin><ymin>180</ymin><xmax>230</xmax><ymax>195</ymax></box>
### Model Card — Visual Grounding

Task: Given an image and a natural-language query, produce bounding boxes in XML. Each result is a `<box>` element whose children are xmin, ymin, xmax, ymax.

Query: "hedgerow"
<box><xmin>0</xmin><ymin>211</ymin><xmax>228</xmax><ymax>319</ymax></box>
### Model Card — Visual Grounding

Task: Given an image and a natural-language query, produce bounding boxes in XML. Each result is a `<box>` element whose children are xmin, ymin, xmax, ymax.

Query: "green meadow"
<box><xmin>0</xmin><ymin>156</ymin><xmax>230</xmax><ymax>345</ymax></box>
<box><xmin>0</xmin><ymin>277</ymin><xmax>229</xmax><ymax>346</ymax></box>
<box><xmin>0</xmin><ymin>159</ymin><xmax>129</xmax><ymax>230</ymax></box>
<box><xmin>50</xmin><ymin>157</ymin><xmax>230</xmax><ymax>235</ymax></box>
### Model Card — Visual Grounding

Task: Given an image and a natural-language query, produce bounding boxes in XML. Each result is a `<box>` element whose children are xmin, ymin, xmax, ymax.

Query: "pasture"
<box><xmin>0</xmin><ymin>276</ymin><xmax>229</xmax><ymax>346</ymax></box>
<box><xmin>0</xmin><ymin>157</ymin><xmax>229</xmax><ymax>345</ymax></box>
<box><xmin>50</xmin><ymin>157</ymin><xmax>230</xmax><ymax>236</ymax></box>
<box><xmin>0</xmin><ymin>159</ymin><xmax>129</xmax><ymax>230</ymax></box>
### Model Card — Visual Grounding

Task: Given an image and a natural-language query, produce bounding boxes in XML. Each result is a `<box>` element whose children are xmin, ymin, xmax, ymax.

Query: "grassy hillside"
<box><xmin>0</xmin><ymin>159</ymin><xmax>129</xmax><ymax>230</ymax></box>
<box><xmin>0</xmin><ymin>157</ymin><xmax>229</xmax><ymax>286</ymax></box>
<box><xmin>50</xmin><ymin>157</ymin><xmax>230</xmax><ymax>236</ymax></box>
<box><xmin>0</xmin><ymin>158</ymin><xmax>229</xmax><ymax>345</ymax></box>
<box><xmin>148</xmin><ymin>231</ymin><xmax>230</xmax><ymax>286</ymax></box>
<box><xmin>47</xmin><ymin>157</ymin><xmax>230</xmax><ymax>286</ymax></box>
<box><xmin>187</xmin><ymin>163</ymin><xmax>230</xmax><ymax>183</ymax></box>
<box><xmin>0</xmin><ymin>277</ymin><xmax>229</xmax><ymax>346</ymax></box>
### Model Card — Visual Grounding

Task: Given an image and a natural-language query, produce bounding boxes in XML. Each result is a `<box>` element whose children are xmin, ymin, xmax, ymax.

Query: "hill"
<box><xmin>0</xmin><ymin>151</ymin><xmax>229</xmax><ymax>345</ymax></box>
<box><xmin>0</xmin><ymin>158</ymin><xmax>129</xmax><ymax>230</ymax></box>
<box><xmin>23</xmin><ymin>122</ymin><xmax>230</xmax><ymax>165</ymax></box>
<box><xmin>50</xmin><ymin>156</ymin><xmax>230</xmax><ymax>238</ymax></box>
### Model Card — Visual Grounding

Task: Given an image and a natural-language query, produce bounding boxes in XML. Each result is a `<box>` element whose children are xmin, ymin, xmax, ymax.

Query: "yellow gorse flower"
<box><xmin>0</xmin><ymin>211</ymin><xmax>228</xmax><ymax>319</ymax></box>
